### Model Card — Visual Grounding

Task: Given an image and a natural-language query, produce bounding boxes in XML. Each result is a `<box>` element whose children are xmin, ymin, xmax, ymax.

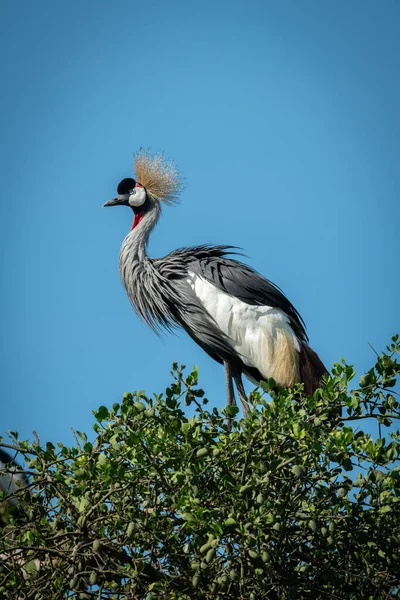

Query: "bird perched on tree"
<box><xmin>104</xmin><ymin>150</ymin><xmax>327</xmax><ymax>416</ymax></box>
<box><xmin>0</xmin><ymin>448</ymin><xmax>27</xmax><ymax>526</ymax></box>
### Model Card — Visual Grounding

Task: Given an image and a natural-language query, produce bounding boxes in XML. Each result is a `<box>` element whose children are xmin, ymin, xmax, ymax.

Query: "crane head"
<box><xmin>103</xmin><ymin>150</ymin><xmax>184</xmax><ymax>230</ymax></box>
<box><xmin>104</xmin><ymin>178</ymin><xmax>149</xmax><ymax>229</ymax></box>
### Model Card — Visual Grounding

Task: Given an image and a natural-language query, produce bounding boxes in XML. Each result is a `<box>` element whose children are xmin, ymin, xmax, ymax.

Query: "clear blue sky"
<box><xmin>0</xmin><ymin>1</ymin><xmax>399</xmax><ymax>446</ymax></box>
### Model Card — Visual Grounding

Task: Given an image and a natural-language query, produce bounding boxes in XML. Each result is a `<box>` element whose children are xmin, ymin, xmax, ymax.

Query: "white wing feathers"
<box><xmin>187</xmin><ymin>272</ymin><xmax>301</xmax><ymax>387</ymax></box>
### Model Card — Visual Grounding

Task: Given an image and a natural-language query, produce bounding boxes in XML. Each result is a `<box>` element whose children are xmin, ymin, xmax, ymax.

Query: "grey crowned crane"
<box><xmin>0</xmin><ymin>448</ymin><xmax>27</xmax><ymax>525</ymax></box>
<box><xmin>104</xmin><ymin>151</ymin><xmax>327</xmax><ymax>416</ymax></box>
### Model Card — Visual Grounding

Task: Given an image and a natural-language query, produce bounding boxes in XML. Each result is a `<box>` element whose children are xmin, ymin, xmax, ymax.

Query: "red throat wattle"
<box><xmin>131</xmin><ymin>213</ymin><xmax>144</xmax><ymax>230</ymax></box>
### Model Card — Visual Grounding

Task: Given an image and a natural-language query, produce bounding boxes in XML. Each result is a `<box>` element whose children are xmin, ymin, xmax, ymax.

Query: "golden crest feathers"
<box><xmin>133</xmin><ymin>150</ymin><xmax>184</xmax><ymax>205</ymax></box>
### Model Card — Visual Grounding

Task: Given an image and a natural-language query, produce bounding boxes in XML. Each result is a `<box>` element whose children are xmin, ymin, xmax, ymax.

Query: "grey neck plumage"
<box><xmin>121</xmin><ymin>201</ymin><xmax>161</xmax><ymax>265</ymax></box>
<box><xmin>118</xmin><ymin>202</ymin><xmax>173</xmax><ymax>331</ymax></box>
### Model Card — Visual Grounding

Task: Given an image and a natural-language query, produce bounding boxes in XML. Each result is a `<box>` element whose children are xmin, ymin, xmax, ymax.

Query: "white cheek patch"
<box><xmin>129</xmin><ymin>189</ymin><xmax>146</xmax><ymax>207</ymax></box>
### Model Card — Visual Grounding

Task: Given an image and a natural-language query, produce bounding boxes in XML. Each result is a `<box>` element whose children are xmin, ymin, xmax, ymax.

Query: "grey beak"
<box><xmin>103</xmin><ymin>196</ymin><xmax>129</xmax><ymax>207</ymax></box>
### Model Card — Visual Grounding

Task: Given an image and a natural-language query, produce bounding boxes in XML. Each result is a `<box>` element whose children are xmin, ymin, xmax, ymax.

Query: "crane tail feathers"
<box><xmin>299</xmin><ymin>343</ymin><xmax>328</xmax><ymax>395</ymax></box>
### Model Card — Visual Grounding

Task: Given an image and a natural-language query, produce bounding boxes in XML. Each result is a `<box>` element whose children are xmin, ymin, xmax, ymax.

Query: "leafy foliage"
<box><xmin>1</xmin><ymin>336</ymin><xmax>400</xmax><ymax>599</ymax></box>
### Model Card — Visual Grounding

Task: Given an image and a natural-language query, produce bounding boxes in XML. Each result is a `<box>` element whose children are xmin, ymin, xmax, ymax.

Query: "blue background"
<box><xmin>1</xmin><ymin>0</ymin><xmax>398</xmax><ymax>445</ymax></box>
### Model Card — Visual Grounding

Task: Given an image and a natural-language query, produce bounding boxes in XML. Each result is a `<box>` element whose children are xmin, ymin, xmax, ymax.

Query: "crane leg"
<box><xmin>224</xmin><ymin>361</ymin><xmax>237</xmax><ymax>407</ymax></box>
<box><xmin>234</xmin><ymin>374</ymin><xmax>250</xmax><ymax>418</ymax></box>
<box><xmin>223</xmin><ymin>361</ymin><xmax>237</xmax><ymax>430</ymax></box>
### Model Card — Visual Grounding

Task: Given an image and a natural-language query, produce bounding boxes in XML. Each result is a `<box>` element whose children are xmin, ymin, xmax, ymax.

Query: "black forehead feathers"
<box><xmin>117</xmin><ymin>178</ymin><xmax>136</xmax><ymax>195</ymax></box>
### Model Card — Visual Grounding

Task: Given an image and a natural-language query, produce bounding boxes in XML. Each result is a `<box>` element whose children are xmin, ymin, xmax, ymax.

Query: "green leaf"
<box><xmin>265</xmin><ymin>512</ymin><xmax>275</xmax><ymax>524</ymax></box>
<box><xmin>23</xmin><ymin>560</ymin><xmax>39</xmax><ymax>576</ymax></box>
<box><xmin>78</xmin><ymin>497</ymin><xmax>89</xmax><ymax>512</ymax></box>
<box><xmin>225</xmin><ymin>405</ymin><xmax>239</xmax><ymax>417</ymax></box>
<box><xmin>192</xmin><ymin>573</ymin><xmax>200</xmax><ymax>588</ymax></box>
<box><xmin>110</xmin><ymin>435</ymin><xmax>119</xmax><ymax>450</ymax></box>
<box><xmin>292</xmin><ymin>465</ymin><xmax>305</xmax><ymax>478</ymax></box>
<box><xmin>262</xmin><ymin>551</ymin><xmax>270</xmax><ymax>562</ymax></box>
<box><xmin>94</xmin><ymin>406</ymin><xmax>109</xmax><ymax>421</ymax></box>
<box><xmin>182</xmin><ymin>512</ymin><xmax>195</xmax><ymax>522</ymax></box>
<box><xmin>196</xmin><ymin>447</ymin><xmax>209</xmax><ymax>458</ymax></box>
<box><xmin>200</xmin><ymin>541</ymin><xmax>212</xmax><ymax>554</ymax></box>
<box><xmin>308</xmin><ymin>520</ymin><xmax>318</xmax><ymax>532</ymax></box>
<box><xmin>205</xmin><ymin>548</ymin><xmax>216</xmax><ymax>563</ymax></box>
<box><xmin>98</xmin><ymin>453</ymin><xmax>107</xmax><ymax>465</ymax></box>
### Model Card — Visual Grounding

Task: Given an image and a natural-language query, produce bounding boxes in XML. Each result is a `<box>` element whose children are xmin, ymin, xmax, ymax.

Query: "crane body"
<box><xmin>105</xmin><ymin>151</ymin><xmax>327</xmax><ymax>416</ymax></box>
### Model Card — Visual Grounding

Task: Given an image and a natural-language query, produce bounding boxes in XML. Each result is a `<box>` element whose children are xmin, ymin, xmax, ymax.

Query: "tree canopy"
<box><xmin>1</xmin><ymin>336</ymin><xmax>399</xmax><ymax>599</ymax></box>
